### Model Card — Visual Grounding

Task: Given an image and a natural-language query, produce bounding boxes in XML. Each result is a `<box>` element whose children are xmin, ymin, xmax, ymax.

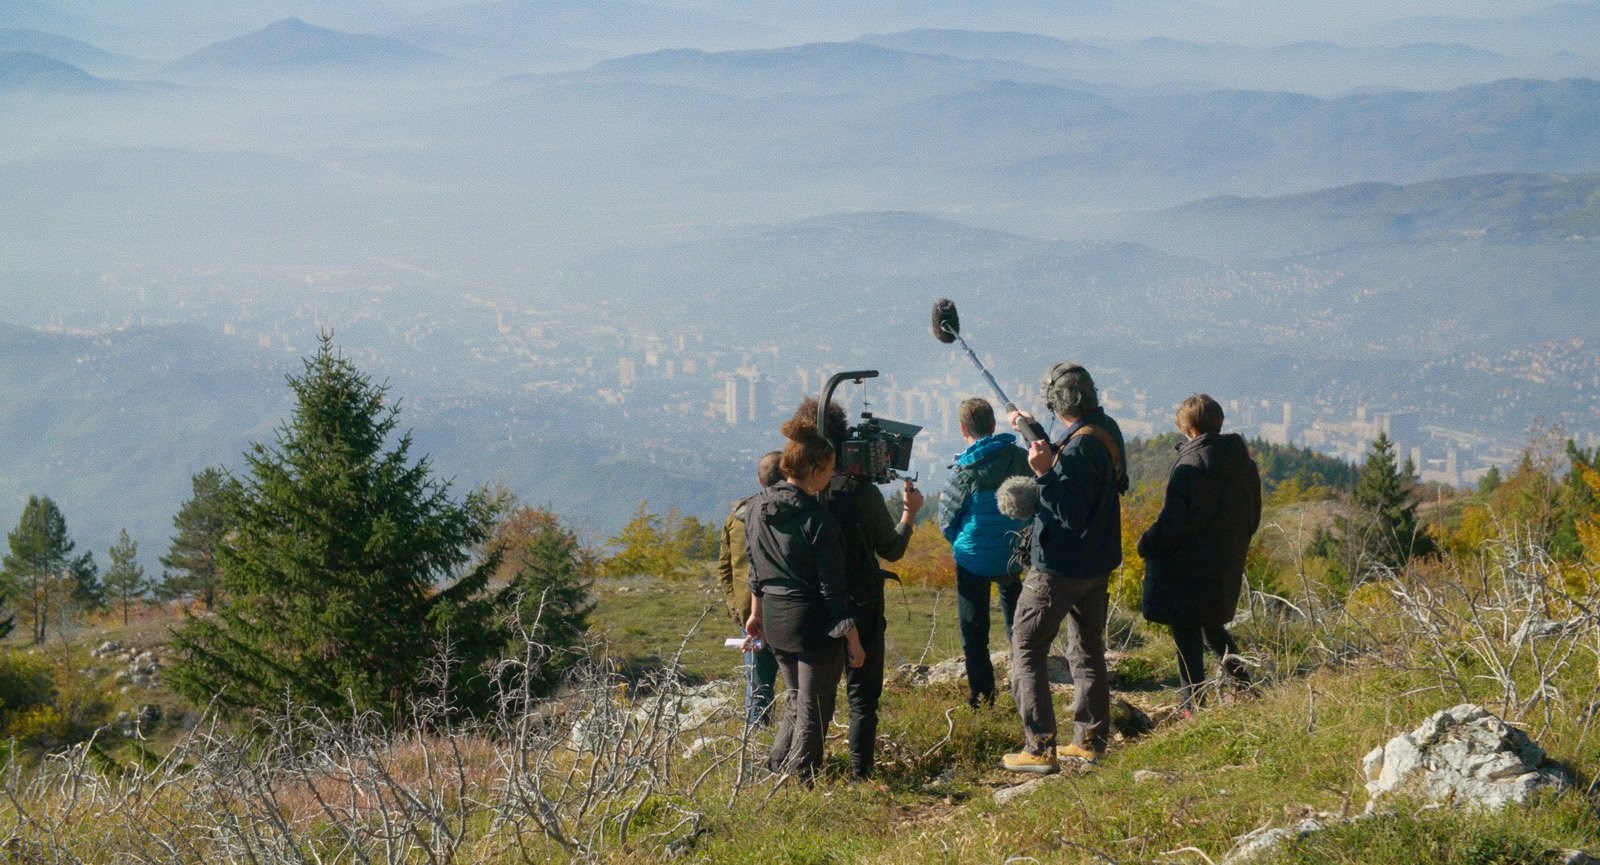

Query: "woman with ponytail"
<box><xmin>744</xmin><ymin>415</ymin><xmax>865</xmax><ymax>780</ymax></box>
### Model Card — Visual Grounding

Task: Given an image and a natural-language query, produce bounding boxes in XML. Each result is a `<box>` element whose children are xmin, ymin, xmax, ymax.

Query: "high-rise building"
<box><xmin>721</xmin><ymin>375</ymin><xmax>740</xmax><ymax>425</ymax></box>
<box><xmin>744</xmin><ymin>369</ymin><xmax>769</xmax><ymax>423</ymax></box>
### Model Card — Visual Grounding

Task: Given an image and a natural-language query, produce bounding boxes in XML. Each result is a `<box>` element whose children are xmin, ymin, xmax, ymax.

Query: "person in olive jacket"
<box><xmin>717</xmin><ymin>450</ymin><xmax>784</xmax><ymax>726</ymax></box>
<box><xmin>1137</xmin><ymin>394</ymin><xmax>1262</xmax><ymax>713</ymax></box>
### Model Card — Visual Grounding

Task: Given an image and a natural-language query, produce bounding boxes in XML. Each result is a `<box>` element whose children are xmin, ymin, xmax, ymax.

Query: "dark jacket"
<box><xmin>821</xmin><ymin>474</ymin><xmax>911</xmax><ymax>630</ymax></box>
<box><xmin>939</xmin><ymin>433</ymin><xmax>1030</xmax><ymax>577</ymax></box>
<box><xmin>1030</xmin><ymin>414</ymin><xmax>1124</xmax><ymax>579</ymax></box>
<box><xmin>1137</xmin><ymin>432</ymin><xmax>1263</xmax><ymax>626</ymax></box>
<box><xmin>746</xmin><ymin>481</ymin><xmax>855</xmax><ymax>652</ymax></box>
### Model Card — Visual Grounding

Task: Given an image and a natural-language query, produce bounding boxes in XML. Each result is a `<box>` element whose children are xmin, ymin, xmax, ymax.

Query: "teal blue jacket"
<box><xmin>939</xmin><ymin>433</ymin><xmax>1031</xmax><ymax>577</ymax></box>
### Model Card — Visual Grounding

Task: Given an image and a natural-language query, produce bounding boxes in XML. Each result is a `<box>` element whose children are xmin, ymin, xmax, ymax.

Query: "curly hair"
<box><xmin>791</xmin><ymin>396</ymin><xmax>848</xmax><ymax>455</ymax></box>
<box><xmin>778</xmin><ymin>410</ymin><xmax>836</xmax><ymax>481</ymax></box>
<box><xmin>1041</xmin><ymin>363</ymin><xmax>1098</xmax><ymax>419</ymax></box>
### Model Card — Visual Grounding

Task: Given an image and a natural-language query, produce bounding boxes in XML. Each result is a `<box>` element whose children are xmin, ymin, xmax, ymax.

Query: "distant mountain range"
<box><xmin>165</xmin><ymin>18</ymin><xmax>444</xmax><ymax>77</ymax></box>
<box><xmin>581</xmin><ymin>41</ymin><xmax>1054</xmax><ymax>97</ymax></box>
<box><xmin>0</xmin><ymin>51</ymin><xmax>136</xmax><ymax>93</ymax></box>
<box><xmin>0</xmin><ymin>28</ymin><xmax>151</xmax><ymax>76</ymax></box>
<box><xmin>393</xmin><ymin>0</ymin><xmax>784</xmax><ymax>70</ymax></box>
<box><xmin>856</xmin><ymin>29</ymin><xmax>1120</xmax><ymax>67</ymax></box>
<box><xmin>1132</xmin><ymin>172</ymin><xmax>1600</xmax><ymax>258</ymax></box>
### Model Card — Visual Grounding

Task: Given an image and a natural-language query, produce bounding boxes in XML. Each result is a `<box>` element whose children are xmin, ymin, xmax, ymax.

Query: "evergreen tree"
<box><xmin>167</xmin><ymin>334</ymin><xmax>500</xmax><ymax>722</ymax></box>
<box><xmin>1551</xmin><ymin>441</ymin><xmax>1600</xmax><ymax>561</ymax></box>
<box><xmin>159</xmin><ymin>467</ymin><xmax>234</xmax><ymax>608</ymax></box>
<box><xmin>489</xmin><ymin>504</ymin><xmax>596</xmax><ymax>696</ymax></box>
<box><xmin>104</xmin><ymin>529</ymin><xmax>150</xmax><ymax>626</ymax></box>
<box><xmin>1478</xmin><ymin>465</ymin><xmax>1503</xmax><ymax>496</ymax></box>
<box><xmin>0</xmin><ymin>496</ymin><xmax>98</xmax><ymax>644</ymax></box>
<box><xmin>1338</xmin><ymin>432</ymin><xmax>1434</xmax><ymax>574</ymax></box>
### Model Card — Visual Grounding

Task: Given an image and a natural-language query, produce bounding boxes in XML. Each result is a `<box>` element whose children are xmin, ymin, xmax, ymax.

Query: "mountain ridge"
<box><xmin>166</xmin><ymin>17</ymin><xmax>445</xmax><ymax>77</ymax></box>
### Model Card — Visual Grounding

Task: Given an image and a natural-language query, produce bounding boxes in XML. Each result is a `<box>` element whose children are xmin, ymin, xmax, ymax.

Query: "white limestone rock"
<box><xmin>1221</xmin><ymin>819</ymin><xmax>1325</xmax><ymax>864</ymax></box>
<box><xmin>1362</xmin><ymin>703</ymin><xmax>1569</xmax><ymax>812</ymax></box>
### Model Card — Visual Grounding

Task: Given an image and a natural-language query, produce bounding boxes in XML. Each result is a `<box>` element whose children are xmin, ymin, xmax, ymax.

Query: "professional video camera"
<box><xmin>818</xmin><ymin>370</ymin><xmax>922</xmax><ymax>484</ymax></box>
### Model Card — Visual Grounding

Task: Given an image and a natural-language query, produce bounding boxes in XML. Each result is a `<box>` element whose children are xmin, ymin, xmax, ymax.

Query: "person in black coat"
<box><xmin>803</xmin><ymin>397</ymin><xmax>923</xmax><ymax>780</ymax></box>
<box><xmin>1137</xmin><ymin>394</ymin><xmax>1262</xmax><ymax>713</ymax></box>
<box><xmin>745</xmin><ymin>414</ymin><xmax>866</xmax><ymax>780</ymax></box>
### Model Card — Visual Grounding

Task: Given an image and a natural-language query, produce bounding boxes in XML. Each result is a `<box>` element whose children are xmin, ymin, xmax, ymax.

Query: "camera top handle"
<box><xmin>818</xmin><ymin>369</ymin><xmax>878</xmax><ymax>445</ymax></box>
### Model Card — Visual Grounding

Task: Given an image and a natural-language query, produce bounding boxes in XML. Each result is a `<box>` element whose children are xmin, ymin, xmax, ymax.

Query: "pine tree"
<box><xmin>159</xmin><ymin>467</ymin><xmax>234</xmax><ymax>608</ymax></box>
<box><xmin>0</xmin><ymin>496</ymin><xmax>98</xmax><ymax>644</ymax></box>
<box><xmin>104</xmin><ymin>529</ymin><xmax>150</xmax><ymax>626</ymax></box>
<box><xmin>1338</xmin><ymin>432</ymin><xmax>1433</xmax><ymax>574</ymax></box>
<box><xmin>489</xmin><ymin>504</ymin><xmax>596</xmax><ymax>696</ymax></box>
<box><xmin>167</xmin><ymin>334</ymin><xmax>500</xmax><ymax>722</ymax></box>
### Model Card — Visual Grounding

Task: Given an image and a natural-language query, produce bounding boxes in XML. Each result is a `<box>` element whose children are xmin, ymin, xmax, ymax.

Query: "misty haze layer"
<box><xmin>3</xmin><ymin>0</ymin><xmax>1598</xmax><ymax>570</ymax></box>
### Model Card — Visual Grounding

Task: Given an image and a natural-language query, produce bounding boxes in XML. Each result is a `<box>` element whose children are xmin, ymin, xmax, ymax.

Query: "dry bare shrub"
<box><xmin>0</xmin><ymin>607</ymin><xmax>742</xmax><ymax>864</ymax></box>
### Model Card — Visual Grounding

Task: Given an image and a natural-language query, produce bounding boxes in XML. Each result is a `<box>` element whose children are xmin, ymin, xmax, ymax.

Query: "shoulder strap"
<box><xmin>1070</xmin><ymin>425</ymin><xmax>1125</xmax><ymax>488</ymax></box>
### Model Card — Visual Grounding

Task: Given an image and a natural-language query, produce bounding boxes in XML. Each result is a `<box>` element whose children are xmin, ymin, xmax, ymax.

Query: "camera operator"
<box><xmin>798</xmin><ymin>397</ymin><xmax>924</xmax><ymax>781</ymax></box>
<box><xmin>1002</xmin><ymin>363</ymin><xmax>1127</xmax><ymax>774</ymax></box>
<box><xmin>718</xmin><ymin>450</ymin><xmax>784</xmax><ymax>727</ymax></box>
<box><xmin>744</xmin><ymin>416</ymin><xmax>866</xmax><ymax>780</ymax></box>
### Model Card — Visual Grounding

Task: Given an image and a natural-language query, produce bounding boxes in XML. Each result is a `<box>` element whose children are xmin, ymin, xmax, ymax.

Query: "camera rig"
<box><xmin>818</xmin><ymin>370</ymin><xmax>922</xmax><ymax>484</ymax></box>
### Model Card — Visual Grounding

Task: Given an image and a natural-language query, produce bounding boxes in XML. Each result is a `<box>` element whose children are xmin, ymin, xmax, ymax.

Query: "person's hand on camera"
<box><xmin>845</xmin><ymin>628</ymin><xmax>866</xmax><ymax>669</ymax></box>
<box><xmin>902</xmin><ymin>480</ymin><xmax>924</xmax><ymax>518</ymax></box>
<box><xmin>1027</xmin><ymin>438</ymin><xmax>1055</xmax><ymax>477</ymax></box>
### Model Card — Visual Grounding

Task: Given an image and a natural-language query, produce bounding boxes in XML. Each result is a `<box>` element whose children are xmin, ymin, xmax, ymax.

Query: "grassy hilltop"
<box><xmin>2</xmin><ymin>435</ymin><xmax>1599</xmax><ymax>863</ymax></box>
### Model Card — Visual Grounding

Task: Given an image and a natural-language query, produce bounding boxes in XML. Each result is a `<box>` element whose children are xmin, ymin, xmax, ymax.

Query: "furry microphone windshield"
<box><xmin>995</xmin><ymin>475</ymin><xmax>1039</xmax><ymax>522</ymax></box>
<box><xmin>928</xmin><ymin>297</ymin><xmax>1050</xmax><ymax>444</ymax></box>
<box><xmin>932</xmin><ymin>298</ymin><xmax>959</xmax><ymax>344</ymax></box>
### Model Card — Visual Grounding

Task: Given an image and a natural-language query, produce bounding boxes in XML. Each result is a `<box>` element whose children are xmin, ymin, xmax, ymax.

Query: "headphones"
<box><xmin>1041</xmin><ymin>363</ymin><xmax>1096</xmax><ymax>417</ymax></box>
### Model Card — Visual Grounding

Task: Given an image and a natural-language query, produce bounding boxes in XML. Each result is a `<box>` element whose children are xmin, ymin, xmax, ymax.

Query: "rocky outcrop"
<box><xmin>1222</xmin><ymin>819</ymin><xmax>1327</xmax><ymax>865</ymax></box>
<box><xmin>1362</xmin><ymin>703</ymin><xmax>1570</xmax><ymax>811</ymax></box>
<box><xmin>569</xmin><ymin>682</ymin><xmax>736</xmax><ymax>752</ymax></box>
<box><xmin>1225</xmin><ymin>704</ymin><xmax>1577</xmax><ymax>863</ymax></box>
<box><xmin>895</xmin><ymin>650</ymin><xmax>1072</xmax><ymax>688</ymax></box>
<box><xmin>91</xmin><ymin>641</ymin><xmax>165</xmax><ymax>689</ymax></box>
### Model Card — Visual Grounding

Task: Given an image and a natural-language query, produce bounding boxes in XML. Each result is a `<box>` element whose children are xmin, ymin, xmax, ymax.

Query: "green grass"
<box><xmin>3</xmin><ymin>571</ymin><xmax>1596</xmax><ymax>865</ymax></box>
<box><xmin>589</xmin><ymin>574</ymin><xmax>1010</xmax><ymax>686</ymax></box>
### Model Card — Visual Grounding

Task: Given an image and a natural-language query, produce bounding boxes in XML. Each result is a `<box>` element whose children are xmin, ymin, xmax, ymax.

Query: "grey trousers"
<box><xmin>767</xmin><ymin>639</ymin><xmax>844</xmax><ymax>779</ymax></box>
<box><xmin>1010</xmin><ymin>569</ymin><xmax>1111</xmax><ymax>755</ymax></box>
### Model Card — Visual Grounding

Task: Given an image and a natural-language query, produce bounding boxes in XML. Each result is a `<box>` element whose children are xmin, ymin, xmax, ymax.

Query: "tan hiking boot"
<box><xmin>1001</xmin><ymin>750</ymin><xmax>1060</xmax><ymax>775</ymax></box>
<box><xmin>1054</xmin><ymin>742</ymin><xmax>1102</xmax><ymax>763</ymax></box>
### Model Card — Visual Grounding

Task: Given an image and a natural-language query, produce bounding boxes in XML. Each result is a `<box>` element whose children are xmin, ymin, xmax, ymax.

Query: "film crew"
<box><xmin>939</xmin><ymin>397</ymin><xmax>1031</xmax><ymax>709</ymax></box>
<box><xmin>800</xmin><ymin>397</ymin><xmax>922</xmax><ymax>781</ymax></box>
<box><xmin>1002</xmin><ymin>363</ymin><xmax>1128</xmax><ymax>774</ymax></box>
<box><xmin>1137</xmin><ymin>394</ymin><xmax>1262</xmax><ymax>716</ymax></box>
<box><xmin>718</xmin><ymin>450</ymin><xmax>785</xmax><ymax>727</ymax></box>
<box><xmin>744</xmin><ymin>416</ymin><xmax>866</xmax><ymax>780</ymax></box>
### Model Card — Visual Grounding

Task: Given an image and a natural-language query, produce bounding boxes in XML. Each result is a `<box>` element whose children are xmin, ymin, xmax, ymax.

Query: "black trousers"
<box><xmin>843</xmin><ymin>614</ymin><xmax>886</xmax><ymax>779</ymax></box>
<box><xmin>767</xmin><ymin>638</ymin><xmax>845</xmax><ymax>780</ymax></box>
<box><xmin>956</xmin><ymin>565</ymin><xmax>1022</xmax><ymax>705</ymax></box>
<box><xmin>1170</xmin><ymin>623</ymin><xmax>1248</xmax><ymax>710</ymax></box>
